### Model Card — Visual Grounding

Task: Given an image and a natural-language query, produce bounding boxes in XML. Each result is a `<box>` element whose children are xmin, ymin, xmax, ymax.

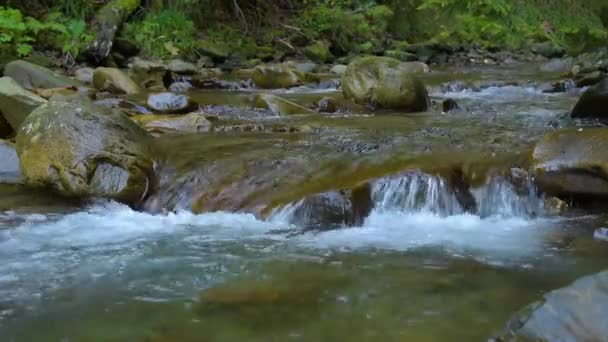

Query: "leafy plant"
<box><xmin>121</xmin><ymin>9</ymin><xmax>197</xmax><ymax>59</ymax></box>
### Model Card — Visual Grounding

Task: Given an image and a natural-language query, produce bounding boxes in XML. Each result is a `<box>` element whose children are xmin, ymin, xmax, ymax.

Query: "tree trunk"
<box><xmin>86</xmin><ymin>0</ymin><xmax>141</xmax><ymax>63</ymax></box>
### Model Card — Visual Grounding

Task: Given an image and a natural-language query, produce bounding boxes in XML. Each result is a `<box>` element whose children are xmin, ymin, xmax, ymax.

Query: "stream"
<box><xmin>1</xmin><ymin>64</ymin><xmax>607</xmax><ymax>341</ymax></box>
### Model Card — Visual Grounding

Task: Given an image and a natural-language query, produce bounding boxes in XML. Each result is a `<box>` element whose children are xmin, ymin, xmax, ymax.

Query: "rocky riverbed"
<box><xmin>1</xmin><ymin>53</ymin><xmax>608</xmax><ymax>341</ymax></box>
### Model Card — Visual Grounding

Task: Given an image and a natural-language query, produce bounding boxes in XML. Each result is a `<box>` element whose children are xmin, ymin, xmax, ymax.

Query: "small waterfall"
<box><xmin>474</xmin><ymin>176</ymin><xmax>544</xmax><ymax>218</ymax></box>
<box><xmin>372</xmin><ymin>172</ymin><xmax>464</xmax><ymax>216</ymax></box>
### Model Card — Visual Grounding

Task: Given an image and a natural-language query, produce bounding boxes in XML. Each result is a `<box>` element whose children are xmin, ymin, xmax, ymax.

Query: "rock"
<box><xmin>94</xmin><ymin>98</ymin><xmax>152</xmax><ymax>116</ymax></box>
<box><xmin>3</xmin><ymin>60</ymin><xmax>80</xmax><ymax>90</ymax></box>
<box><xmin>0</xmin><ymin>77</ymin><xmax>47</xmax><ymax>130</ymax></box>
<box><xmin>197</xmin><ymin>56</ymin><xmax>214</xmax><ymax>68</ymax></box>
<box><xmin>93</xmin><ymin>67</ymin><xmax>141</xmax><ymax>95</ymax></box>
<box><xmin>317</xmin><ymin>97</ymin><xmax>339</xmax><ymax>113</ymax></box>
<box><xmin>232</xmin><ymin>68</ymin><xmax>254</xmax><ymax>79</ymax></box>
<box><xmin>254</xmin><ymin>94</ymin><xmax>316</xmax><ymax>116</ymax></box>
<box><xmin>190</xmin><ymin>78</ymin><xmax>240</xmax><ymax>90</ymax></box>
<box><xmin>442</xmin><ymin>98</ymin><xmax>459</xmax><ymax>112</ymax></box>
<box><xmin>131</xmin><ymin>113</ymin><xmax>212</xmax><ymax>136</ymax></box>
<box><xmin>147</xmin><ymin>92</ymin><xmax>195</xmax><ymax>113</ymax></box>
<box><xmin>113</xmin><ymin>37</ymin><xmax>140</xmax><ymax>58</ymax></box>
<box><xmin>594</xmin><ymin>227</ymin><xmax>608</xmax><ymax>241</ymax></box>
<box><xmin>303</xmin><ymin>41</ymin><xmax>332</xmax><ymax>64</ymax></box>
<box><xmin>341</xmin><ymin>56</ymin><xmax>430</xmax><ymax>111</ymax></box>
<box><xmin>74</xmin><ymin>67</ymin><xmax>95</xmax><ymax>84</ymax></box>
<box><xmin>252</xmin><ymin>64</ymin><xmax>307</xmax><ymax>89</ymax></box>
<box><xmin>532</xmin><ymin>128</ymin><xmax>608</xmax><ymax>198</ymax></box>
<box><xmin>575</xmin><ymin>70</ymin><xmax>606</xmax><ymax>88</ymax></box>
<box><xmin>16</xmin><ymin>96</ymin><xmax>154</xmax><ymax>205</ymax></box>
<box><xmin>295</xmin><ymin>62</ymin><xmax>318</xmax><ymax>73</ymax></box>
<box><xmin>169</xmin><ymin>82</ymin><xmax>193</xmax><ymax>93</ymax></box>
<box><xmin>384</xmin><ymin>50</ymin><xmax>418</xmax><ymax>62</ymax></box>
<box><xmin>530</xmin><ymin>41</ymin><xmax>565</xmax><ymax>58</ymax></box>
<box><xmin>288</xmin><ymin>185</ymin><xmax>372</xmax><ymax>228</ymax></box>
<box><xmin>330</xmin><ymin>64</ymin><xmax>348</xmax><ymax>75</ymax></box>
<box><xmin>0</xmin><ymin>140</ymin><xmax>20</xmax><ymax>183</ymax></box>
<box><xmin>544</xmin><ymin>196</ymin><xmax>568</xmax><ymax>215</ymax></box>
<box><xmin>198</xmin><ymin>68</ymin><xmax>223</xmax><ymax>79</ymax></box>
<box><xmin>0</xmin><ymin>116</ymin><xmax>11</xmax><ymax>139</ymax></box>
<box><xmin>128</xmin><ymin>58</ymin><xmax>168</xmax><ymax>90</ymax></box>
<box><xmin>498</xmin><ymin>270</ymin><xmax>608</xmax><ymax>341</ymax></box>
<box><xmin>571</xmin><ymin>78</ymin><xmax>608</xmax><ymax>119</ymax></box>
<box><xmin>167</xmin><ymin>59</ymin><xmax>198</xmax><ymax>74</ymax></box>
<box><xmin>539</xmin><ymin>80</ymin><xmax>573</xmax><ymax>93</ymax></box>
<box><xmin>540</xmin><ymin>57</ymin><xmax>573</xmax><ymax>73</ymax></box>
<box><xmin>195</xmin><ymin>40</ymin><xmax>230</xmax><ymax>61</ymax></box>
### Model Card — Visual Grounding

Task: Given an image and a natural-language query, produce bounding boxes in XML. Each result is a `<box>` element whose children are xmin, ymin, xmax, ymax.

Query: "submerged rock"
<box><xmin>342</xmin><ymin>56</ymin><xmax>430</xmax><ymax>111</ymax></box>
<box><xmin>252</xmin><ymin>64</ymin><xmax>307</xmax><ymax>89</ymax></box>
<box><xmin>132</xmin><ymin>113</ymin><xmax>212</xmax><ymax>136</ymax></box>
<box><xmin>93</xmin><ymin>67</ymin><xmax>141</xmax><ymax>95</ymax></box>
<box><xmin>571</xmin><ymin>78</ymin><xmax>608</xmax><ymax>119</ymax></box>
<box><xmin>498</xmin><ymin>270</ymin><xmax>608</xmax><ymax>341</ymax></box>
<box><xmin>0</xmin><ymin>77</ymin><xmax>47</xmax><ymax>131</ymax></box>
<box><xmin>147</xmin><ymin>92</ymin><xmax>195</xmax><ymax>113</ymax></box>
<box><xmin>254</xmin><ymin>94</ymin><xmax>316</xmax><ymax>116</ymax></box>
<box><xmin>532</xmin><ymin>128</ymin><xmax>608</xmax><ymax>199</ymax></box>
<box><xmin>0</xmin><ymin>140</ymin><xmax>20</xmax><ymax>183</ymax></box>
<box><xmin>4</xmin><ymin>60</ymin><xmax>80</xmax><ymax>90</ymax></box>
<box><xmin>16</xmin><ymin>96</ymin><xmax>154</xmax><ymax>205</ymax></box>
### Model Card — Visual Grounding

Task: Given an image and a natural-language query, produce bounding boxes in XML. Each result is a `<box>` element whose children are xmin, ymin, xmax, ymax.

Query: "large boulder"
<box><xmin>16</xmin><ymin>96</ymin><xmax>154</xmax><ymax>205</ymax></box>
<box><xmin>3</xmin><ymin>60</ymin><xmax>80</xmax><ymax>90</ymax></box>
<box><xmin>93</xmin><ymin>67</ymin><xmax>141</xmax><ymax>95</ymax></box>
<box><xmin>252</xmin><ymin>64</ymin><xmax>308</xmax><ymax>89</ymax></box>
<box><xmin>342</xmin><ymin>57</ymin><xmax>430</xmax><ymax>111</ymax></box>
<box><xmin>571</xmin><ymin>78</ymin><xmax>608</xmax><ymax>119</ymax></box>
<box><xmin>0</xmin><ymin>140</ymin><xmax>20</xmax><ymax>183</ymax></box>
<box><xmin>532</xmin><ymin>128</ymin><xmax>608</xmax><ymax>198</ymax></box>
<box><xmin>0</xmin><ymin>77</ymin><xmax>47</xmax><ymax>130</ymax></box>
<box><xmin>498</xmin><ymin>270</ymin><xmax>608</xmax><ymax>341</ymax></box>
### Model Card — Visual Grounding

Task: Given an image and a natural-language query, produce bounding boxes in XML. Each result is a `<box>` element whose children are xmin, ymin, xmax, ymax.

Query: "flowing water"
<box><xmin>1</xmin><ymin>66</ymin><xmax>608</xmax><ymax>341</ymax></box>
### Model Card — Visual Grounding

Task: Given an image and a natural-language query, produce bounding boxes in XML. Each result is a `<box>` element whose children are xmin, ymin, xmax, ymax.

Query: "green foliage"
<box><xmin>416</xmin><ymin>0</ymin><xmax>608</xmax><ymax>52</ymax></box>
<box><xmin>121</xmin><ymin>9</ymin><xmax>197</xmax><ymax>59</ymax></box>
<box><xmin>299</xmin><ymin>1</ymin><xmax>394</xmax><ymax>55</ymax></box>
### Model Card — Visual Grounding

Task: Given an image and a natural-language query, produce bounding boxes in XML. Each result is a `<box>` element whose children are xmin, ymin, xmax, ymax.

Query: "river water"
<box><xmin>1</xmin><ymin>65</ymin><xmax>607</xmax><ymax>341</ymax></box>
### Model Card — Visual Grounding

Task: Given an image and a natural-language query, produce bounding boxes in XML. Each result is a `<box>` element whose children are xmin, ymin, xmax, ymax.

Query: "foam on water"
<box><xmin>441</xmin><ymin>85</ymin><xmax>545</xmax><ymax>101</ymax></box>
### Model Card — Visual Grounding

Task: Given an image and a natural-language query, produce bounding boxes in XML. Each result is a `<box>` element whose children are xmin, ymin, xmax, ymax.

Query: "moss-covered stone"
<box><xmin>571</xmin><ymin>78</ymin><xmax>608</xmax><ymax>119</ymax></box>
<box><xmin>16</xmin><ymin>96</ymin><xmax>154</xmax><ymax>206</ymax></box>
<box><xmin>195</xmin><ymin>40</ymin><xmax>230</xmax><ymax>61</ymax></box>
<box><xmin>251</xmin><ymin>64</ymin><xmax>307</xmax><ymax>89</ymax></box>
<box><xmin>3</xmin><ymin>60</ymin><xmax>80</xmax><ymax>90</ymax></box>
<box><xmin>253</xmin><ymin>94</ymin><xmax>317</xmax><ymax>116</ymax></box>
<box><xmin>342</xmin><ymin>56</ymin><xmax>430</xmax><ymax>111</ymax></box>
<box><xmin>532</xmin><ymin>128</ymin><xmax>608</xmax><ymax>198</ymax></box>
<box><xmin>303</xmin><ymin>40</ymin><xmax>332</xmax><ymax>64</ymax></box>
<box><xmin>0</xmin><ymin>77</ymin><xmax>47</xmax><ymax>131</ymax></box>
<box><xmin>93</xmin><ymin>67</ymin><xmax>141</xmax><ymax>95</ymax></box>
<box><xmin>128</xmin><ymin>57</ymin><xmax>167</xmax><ymax>90</ymax></box>
<box><xmin>384</xmin><ymin>50</ymin><xmax>418</xmax><ymax>62</ymax></box>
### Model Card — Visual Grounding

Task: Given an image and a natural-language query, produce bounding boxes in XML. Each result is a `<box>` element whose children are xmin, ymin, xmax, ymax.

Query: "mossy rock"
<box><xmin>128</xmin><ymin>57</ymin><xmax>168</xmax><ymax>90</ymax></box>
<box><xmin>93</xmin><ymin>67</ymin><xmax>142</xmax><ymax>95</ymax></box>
<box><xmin>0</xmin><ymin>77</ymin><xmax>47</xmax><ymax>131</ymax></box>
<box><xmin>532</xmin><ymin>128</ymin><xmax>608</xmax><ymax>198</ymax></box>
<box><xmin>571</xmin><ymin>78</ymin><xmax>608</xmax><ymax>119</ymax></box>
<box><xmin>342</xmin><ymin>56</ymin><xmax>430</xmax><ymax>111</ymax></box>
<box><xmin>253</xmin><ymin>94</ymin><xmax>317</xmax><ymax>116</ymax></box>
<box><xmin>16</xmin><ymin>96</ymin><xmax>154</xmax><ymax>206</ymax></box>
<box><xmin>251</xmin><ymin>64</ymin><xmax>307</xmax><ymax>89</ymax></box>
<box><xmin>303</xmin><ymin>41</ymin><xmax>333</xmax><ymax>64</ymax></box>
<box><xmin>3</xmin><ymin>60</ymin><xmax>81</xmax><ymax>90</ymax></box>
<box><xmin>384</xmin><ymin>50</ymin><xmax>418</xmax><ymax>62</ymax></box>
<box><xmin>195</xmin><ymin>40</ymin><xmax>230</xmax><ymax>61</ymax></box>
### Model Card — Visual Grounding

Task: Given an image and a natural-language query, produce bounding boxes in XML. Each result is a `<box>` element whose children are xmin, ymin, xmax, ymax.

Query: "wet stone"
<box><xmin>593</xmin><ymin>227</ymin><xmax>608</xmax><ymax>242</ymax></box>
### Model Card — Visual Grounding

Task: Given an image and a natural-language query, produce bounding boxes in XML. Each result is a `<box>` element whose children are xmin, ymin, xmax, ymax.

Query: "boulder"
<box><xmin>128</xmin><ymin>58</ymin><xmax>167</xmax><ymax>90</ymax></box>
<box><xmin>93</xmin><ymin>67</ymin><xmax>141</xmax><ymax>95</ymax></box>
<box><xmin>254</xmin><ymin>94</ymin><xmax>317</xmax><ymax>116</ymax></box>
<box><xmin>169</xmin><ymin>82</ymin><xmax>193</xmax><ymax>93</ymax></box>
<box><xmin>3</xmin><ymin>60</ymin><xmax>80</xmax><ymax>90</ymax></box>
<box><xmin>252</xmin><ymin>64</ymin><xmax>307</xmax><ymax>89</ymax></box>
<box><xmin>303</xmin><ymin>41</ymin><xmax>332</xmax><ymax>64</ymax></box>
<box><xmin>0</xmin><ymin>77</ymin><xmax>47</xmax><ymax>130</ymax></box>
<box><xmin>330</xmin><ymin>64</ymin><xmax>348</xmax><ymax>75</ymax></box>
<box><xmin>131</xmin><ymin>113</ymin><xmax>212</xmax><ymax>136</ymax></box>
<box><xmin>498</xmin><ymin>270</ymin><xmax>608</xmax><ymax>341</ymax></box>
<box><xmin>575</xmin><ymin>70</ymin><xmax>606</xmax><ymax>88</ymax></box>
<box><xmin>167</xmin><ymin>59</ymin><xmax>198</xmax><ymax>74</ymax></box>
<box><xmin>532</xmin><ymin>128</ymin><xmax>608</xmax><ymax>198</ymax></box>
<box><xmin>571</xmin><ymin>78</ymin><xmax>608</xmax><ymax>119</ymax></box>
<box><xmin>0</xmin><ymin>140</ymin><xmax>20</xmax><ymax>183</ymax></box>
<box><xmin>74</xmin><ymin>67</ymin><xmax>95</xmax><ymax>84</ymax></box>
<box><xmin>147</xmin><ymin>92</ymin><xmax>196</xmax><ymax>113</ymax></box>
<box><xmin>16</xmin><ymin>96</ymin><xmax>154</xmax><ymax>205</ymax></box>
<box><xmin>530</xmin><ymin>41</ymin><xmax>565</xmax><ymax>58</ymax></box>
<box><xmin>342</xmin><ymin>56</ymin><xmax>430</xmax><ymax>111</ymax></box>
